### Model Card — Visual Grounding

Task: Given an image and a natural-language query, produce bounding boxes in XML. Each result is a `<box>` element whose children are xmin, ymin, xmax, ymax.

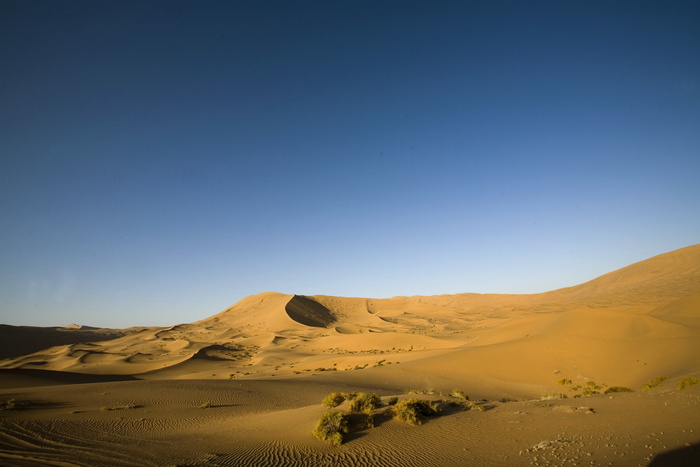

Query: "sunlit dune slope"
<box><xmin>1</xmin><ymin>244</ymin><xmax>698</xmax><ymax>397</ymax></box>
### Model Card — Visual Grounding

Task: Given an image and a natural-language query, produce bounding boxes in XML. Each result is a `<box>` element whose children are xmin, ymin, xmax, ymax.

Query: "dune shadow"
<box><xmin>647</xmin><ymin>442</ymin><xmax>700</xmax><ymax>467</ymax></box>
<box><xmin>285</xmin><ymin>296</ymin><xmax>336</xmax><ymax>328</ymax></box>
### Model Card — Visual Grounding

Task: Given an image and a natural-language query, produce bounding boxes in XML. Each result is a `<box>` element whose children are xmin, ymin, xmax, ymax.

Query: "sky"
<box><xmin>1</xmin><ymin>1</ymin><xmax>699</xmax><ymax>328</ymax></box>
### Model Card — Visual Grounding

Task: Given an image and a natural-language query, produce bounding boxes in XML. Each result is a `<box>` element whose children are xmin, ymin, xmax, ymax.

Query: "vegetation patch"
<box><xmin>200</xmin><ymin>401</ymin><xmax>212</xmax><ymax>409</ymax></box>
<box><xmin>449</xmin><ymin>389</ymin><xmax>469</xmax><ymax>400</ymax></box>
<box><xmin>321</xmin><ymin>393</ymin><xmax>346</xmax><ymax>408</ymax></box>
<box><xmin>642</xmin><ymin>376</ymin><xmax>668</xmax><ymax>391</ymax></box>
<box><xmin>348</xmin><ymin>393</ymin><xmax>381</xmax><ymax>413</ymax></box>
<box><xmin>541</xmin><ymin>393</ymin><xmax>568</xmax><ymax>400</ymax></box>
<box><xmin>393</xmin><ymin>398</ymin><xmax>441</xmax><ymax>426</ymax></box>
<box><xmin>604</xmin><ymin>386</ymin><xmax>634</xmax><ymax>394</ymax></box>
<box><xmin>1</xmin><ymin>399</ymin><xmax>17</xmax><ymax>410</ymax></box>
<box><xmin>678</xmin><ymin>377</ymin><xmax>700</xmax><ymax>390</ymax></box>
<box><xmin>312</xmin><ymin>411</ymin><xmax>349</xmax><ymax>447</ymax></box>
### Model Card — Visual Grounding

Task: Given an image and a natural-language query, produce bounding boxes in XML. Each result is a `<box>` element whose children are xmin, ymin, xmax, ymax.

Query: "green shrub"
<box><xmin>585</xmin><ymin>381</ymin><xmax>602</xmax><ymax>390</ymax></box>
<box><xmin>678</xmin><ymin>377</ymin><xmax>700</xmax><ymax>390</ymax></box>
<box><xmin>313</xmin><ymin>411</ymin><xmax>349</xmax><ymax>446</ymax></box>
<box><xmin>466</xmin><ymin>401</ymin><xmax>485</xmax><ymax>412</ymax></box>
<box><xmin>1</xmin><ymin>399</ymin><xmax>17</xmax><ymax>410</ymax></box>
<box><xmin>348</xmin><ymin>392</ymin><xmax>381</xmax><ymax>413</ymax></box>
<box><xmin>321</xmin><ymin>393</ymin><xmax>346</xmax><ymax>408</ymax></box>
<box><xmin>642</xmin><ymin>376</ymin><xmax>668</xmax><ymax>391</ymax></box>
<box><xmin>541</xmin><ymin>393</ymin><xmax>568</xmax><ymax>400</ymax></box>
<box><xmin>449</xmin><ymin>389</ymin><xmax>469</xmax><ymax>400</ymax></box>
<box><xmin>393</xmin><ymin>399</ymin><xmax>441</xmax><ymax>426</ymax></box>
<box><xmin>604</xmin><ymin>386</ymin><xmax>634</xmax><ymax>394</ymax></box>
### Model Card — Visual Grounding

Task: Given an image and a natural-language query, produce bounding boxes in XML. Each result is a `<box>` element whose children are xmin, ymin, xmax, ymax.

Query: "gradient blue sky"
<box><xmin>2</xmin><ymin>1</ymin><xmax>699</xmax><ymax>328</ymax></box>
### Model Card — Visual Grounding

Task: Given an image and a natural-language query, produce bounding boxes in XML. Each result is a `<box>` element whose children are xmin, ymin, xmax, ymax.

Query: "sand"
<box><xmin>1</xmin><ymin>244</ymin><xmax>699</xmax><ymax>466</ymax></box>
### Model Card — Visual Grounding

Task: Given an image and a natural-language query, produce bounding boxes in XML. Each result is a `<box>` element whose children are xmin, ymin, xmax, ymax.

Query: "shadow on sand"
<box><xmin>648</xmin><ymin>442</ymin><xmax>700</xmax><ymax>467</ymax></box>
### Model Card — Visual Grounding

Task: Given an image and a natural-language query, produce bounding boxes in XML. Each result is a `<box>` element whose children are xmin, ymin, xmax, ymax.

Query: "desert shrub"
<box><xmin>557</xmin><ymin>379</ymin><xmax>572</xmax><ymax>385</ymax></box>
<box><xmin>678</xmin><ymin>377</ymin><xmax>700</xmax><ymax>390</ymax></box>
<box><xmin>313</xmin><ymin>411</ymin><xmax>349</xmax><ymax>447</ymax></box>
<box><xmin>585</xmin><ymin>381</ymin><xmax>602</xmax><ymax>390</ymax></box>
<box><xmin>348</xmin><ymin>392</ymin><xmax>381</xmax><ymax>413</ymax></box>
<box><xmin>405</xmin><ymin>388</ymin><xmax>435</xmax><ymax>395</ymax></box>
<box><xmin>466</xmin><ymin>401</ymin><xmax>485</xmax><ymax>412</ymax></box>
<box><xmin>449</xmin><ymin>389</ymin><xmax>469</xmax><ymax>400</ymax></box>
<box><xmin>200</xmin><ymin>401</ymin><xmax>212</xmax><ymax>409</ymax></box>
<box><xmin>322</xmin><ymin>393</ymin><xmax>346</xmax><ymax>408</ymax></box>
<box><xmin>541</xmin><ymin>393</ymin><xmax>568</xmax><ymax>400</ymax></box>
<box><xmin>604</xmin><ymin>386</ymin><xmax>635</xmax><ymax>394</ymax></box>
<box><xmin>393</xmin><ymin>399</ymin><xmax>441</xmax><ymax>426</ymax></box>
<box><xmin>363</xmin><ymin>410</ymin><xmax>375</xmax><ymax>429</ymax></box>
<box><xmin>1</xmin><ymin>399</ymin><xmax>17</xmax><ymax>410</ymax></box>
<box><xmin>449</xmin><ymin>400</ymin><xmax>485</xmax><ymax>411</ymax></box>
<box><xmin>387</xmin><ymin>396</ymin><xmax>399</xmax><ymax>406</ymax></box>
<box><xmin>642</xmin><ymin>376</ymin><xmax>668</xmax><ymax>391</ymax></box>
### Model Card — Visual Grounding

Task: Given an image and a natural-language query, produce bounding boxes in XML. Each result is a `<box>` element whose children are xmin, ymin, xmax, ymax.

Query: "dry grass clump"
<box><xmin>541</xmin><ymin>393</ymin><xmax>568</xmax><ymax>400</ymax></box>
<box><xmin>321</xmin><ymin>393</ymin><xmax>346</xmax><ymax>408</ymax></box>
<box><xmin>1</xmin><ymin>399</ymin><xmax>17</xmax><ymax>410</ymax></box>
<box><xmin>312</xmin><ymin>411</ymin><xmax>349</xmax><ymax>447</ymax></box>
<box><xmin>348</xmin><ymin>393</ymin><xmax>381</xmax><ymax>413</ymax></box>
<box><xmin>604</xmin><ymin>386</ymin><xmax>635</xmax><ymax>394</ymax></box>
<box><xmin>642</xmin><ymin>376</ymin><xmax>668</xmax><ymax>391</ymax></box>
<box><xmin>449</xmin><ymin>389</ymin><xmax>469</xmax><ymax>400</ymax></box>
<box><xmin>405</xmin><ymin>388</ymin><xmax>436</xmax><ymax>395</ymax></box>
<box><xmin>678</xmin><ymin>377</ymin><xmax>700</xmax><ymax>390</ymax></box>
<box><xmin>348</xmin><ymin>393</ymin><xmax>381</xmax><ymax>429</ymax></box>
<box><xmin>557</xmin><ymin>379</ymin><xmax>573</xmax><ymax>385</ymax></box>
<box><xmin>393</xmin><ymin>399</ymin><xmax>441</xmax><ymax>426</ymax></box>
<box><xmin>200</xmin><ymin>401</ymin><xmax>212</xmax><ymax>409</ymax></box>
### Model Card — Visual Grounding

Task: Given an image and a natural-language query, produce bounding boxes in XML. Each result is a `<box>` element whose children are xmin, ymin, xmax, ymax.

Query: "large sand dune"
<box><xmin>1</xmin><ymin>245</ymin><xmax>699</xmax><ymax>466</ymax></box>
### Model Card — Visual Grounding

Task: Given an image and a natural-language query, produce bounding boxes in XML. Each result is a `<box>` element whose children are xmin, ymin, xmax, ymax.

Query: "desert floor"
<box><xmin>1</xmin><ymin>245</ymin><xmax>699</xmax><ymax>466</ymax></box>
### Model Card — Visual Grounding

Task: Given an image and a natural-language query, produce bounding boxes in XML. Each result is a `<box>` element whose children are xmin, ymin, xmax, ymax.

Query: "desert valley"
<box><xmin>1</xmin><ymin>245</ymin><xmax>699</xmax><ymax>466</ymax></box>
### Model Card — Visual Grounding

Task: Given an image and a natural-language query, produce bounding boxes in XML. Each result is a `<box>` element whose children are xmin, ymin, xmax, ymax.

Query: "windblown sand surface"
<box><xmin>1</xmin><ymin>245</ymin><xmax>699</xmax><ymax>466</ymax></box>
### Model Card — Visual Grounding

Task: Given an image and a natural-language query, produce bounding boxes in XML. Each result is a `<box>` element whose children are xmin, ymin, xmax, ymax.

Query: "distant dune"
<box><xmin>1</xmin><ymin>245</ymin><xmax>699</xmax><ymax>466</ymax></box>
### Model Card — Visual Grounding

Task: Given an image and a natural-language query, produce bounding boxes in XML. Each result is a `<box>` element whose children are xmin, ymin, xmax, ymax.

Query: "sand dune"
<box><xmin>1</xmin><ymin>245</ymin><xmax>699</xmax><ymax>465</ymax></box>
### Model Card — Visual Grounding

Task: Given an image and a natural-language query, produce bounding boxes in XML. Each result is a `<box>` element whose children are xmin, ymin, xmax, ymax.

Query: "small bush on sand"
<box><xmin>200</xmin><ymin>401</ymin><xmax>212</xmax><ymax>409</ymax></box>
<box><xmin>1</xmin><ymin>399</ymin><xmax>17</xmax><ymax>410</ymax></box>
<box><xmin>322</xmin><ymin>393</ymin><xmax>346</xmax><ymax>408</ymax></box>
<box><xmin>393</xmin><ymin>399</ymin><xmax>441</xmax><ymax>426</ymax></box>
<box><xmin>678</xmin><ymin>377</ymin><xmax>700</xmax><ymax>390</ymax></box>
<box><xmin>604</xmin><ymin>386</ymin><xmax>634</xmax><ymax>394</ymax></box>
<box><xmin>449</xmin><ymin>389</ymin><xmax>469</xmax><ymax>400</ymax></box>
<box><xmin>541</xmin><ymin>393</ymin><xmax>568</xmax><ymax>400</ymax></box>
<box><xmin>387</xmin><ymin>396</ymin><xmax>399</xmax><ymax>406</ymax></box>
<box><xmin>348</xmin><ymin>393</ymin><xmax>381</xmax><ymax>413</ymax></box>
<box><xmin>642</xmin><ymin>376</ymin><xmax>668</xmax><ymax>391</ymax></box>
<box><xmin>557</xmin><ymin>379</ymin><xmax>572</xmax><ymax>385</ymax></box>
<box><xmin>313</xmin><ymin>411</ymin><xmax>349</xmax><ymax>446</ymax></box>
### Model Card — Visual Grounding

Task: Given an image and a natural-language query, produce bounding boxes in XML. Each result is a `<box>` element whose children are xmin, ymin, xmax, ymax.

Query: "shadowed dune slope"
<box><xmin>284</xmin><ymin>295</ymin><xmax>337</xmax><ymax>327</ymax></box>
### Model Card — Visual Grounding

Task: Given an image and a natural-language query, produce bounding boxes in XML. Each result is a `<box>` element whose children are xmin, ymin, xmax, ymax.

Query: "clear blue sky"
<box><xmin>1</xmin><ymin>1</ymin><xmax>699</xmax><ymax>327</ymax></box>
